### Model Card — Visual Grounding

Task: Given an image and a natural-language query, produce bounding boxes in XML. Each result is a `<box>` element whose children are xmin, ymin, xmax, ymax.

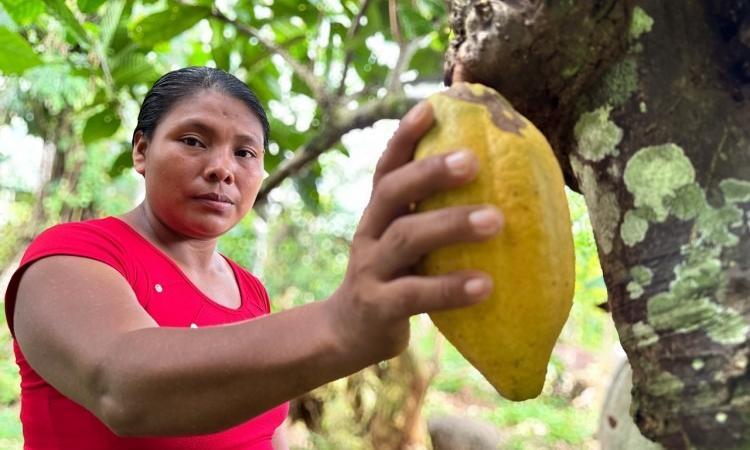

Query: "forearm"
<box><xmin>96</xmin><ymin>299</ymin><xmax>364</xmax><ymax>437</ymax></box>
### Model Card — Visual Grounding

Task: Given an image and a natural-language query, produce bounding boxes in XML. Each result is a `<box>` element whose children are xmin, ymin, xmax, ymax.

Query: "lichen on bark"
<box><xmin>627</xmin><ymin>265</ymin><xmax>653</xmax><ymax>299</ymax></box>
<box><xmin>574</xmin><ymin>106</ymin><xmax>623</xmax><ymax>162</ymax></box>
<box><xmin>444</xmin><ymin>0</ymin><xmax>750</xmax><ymax>447</ymax></box>
<box><xmin>570</xmin><ymin>157</ymin><xmax>620</xmax><ymax>255</ymax></box>
<box><xmin>623</xmin><ymin>144</ymin><xmax>696</xmax><ymax>222</ymax></box>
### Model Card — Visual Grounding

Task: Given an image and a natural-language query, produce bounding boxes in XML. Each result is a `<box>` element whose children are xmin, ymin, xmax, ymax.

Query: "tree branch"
<box><xmin>337</xmin><ymin>0</ymin><xmax>372</xmax><ymax>96</ymax></box>
<box><xmin>208</xmin><ymin>6</ymin><xmax>331</xmax><ymax>107</ymax></box>
<box><xmin>254</xmin><ymin>94</ymin><xmax>417</xmax><ymax>208</ymax></box>
<box><xmin>386</xmin><ymin>40</ymin><xmax>422</xmax><ymax>93</ymax></box>
<box><xmin>386</xmin><ymin>13</ymin><xmax>444</xmax><ymax>93</ymax></box>
<box><xmin>388</xmin><ymin>0</ymin><xmax>403</xmax><ymax>43</ymax></box>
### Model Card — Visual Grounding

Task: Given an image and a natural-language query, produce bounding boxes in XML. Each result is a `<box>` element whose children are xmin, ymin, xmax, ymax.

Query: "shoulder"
<box><xmin>22</xmin><ymin>217</ymin><xmax>133</xmax><ymax>269</ymax></box>
<box><xmin>5</xmin><ymin>217</ymin><xmax>138</xmax><ymax>336</ymax></box>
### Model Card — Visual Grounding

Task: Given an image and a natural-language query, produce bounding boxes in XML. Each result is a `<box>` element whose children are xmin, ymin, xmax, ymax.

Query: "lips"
<box><xmin>195</xmin><ymin>192</ymin><xmax>234</xmax><ymax>204</ymax></box>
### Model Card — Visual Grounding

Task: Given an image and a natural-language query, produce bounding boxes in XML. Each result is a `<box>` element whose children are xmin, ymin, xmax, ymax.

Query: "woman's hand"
<box><xmin>327</xmin><ymin>101</ymin><xmax>504</xmax><ymax>365</ymax></box>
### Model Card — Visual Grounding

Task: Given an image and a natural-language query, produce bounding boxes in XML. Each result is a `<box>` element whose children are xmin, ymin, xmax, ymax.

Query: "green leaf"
<box><xmin>0</xmin><ymin>0</ymin><xmax>45</xmax><ymax>26</ymax></box>
<box><xmin>77</xmin><ymin>0</ymin><xmax>105</xmax><ymax>14</ymax></box>
<box><xmin>269</xmin><ymin>116</ymin><xmax>306</xmax><ymax>153</ymax></box>
<box><xmin>262</xmin><ymin>67</ymin><xmax>282</xmax><ymax>100</ymax></box>
<box><xmin>270</xmin><ymin>0</ymin><xmax>317</xmax><ymax>22</ymax></box>
<box><xmin>99</xmin><ymin>0</ymin><xmax>125</xmax><ymax>50</ymax></box>
<box><xmin>263</xmin><ymin>151</ymin><xmax>284</xmax><ymax>173</ymax></box>
<box><xmin>108</xmin><ymin>147</ymin><xmax>132</xmax><ymax>178</ymax></box>
<box><xmin>291</xmin><ymin>73</ymin><xmax>313</xmax><ymax>98</ymax></box>
<box><xmin>294</xmin><ymin>160</ymin><xmax>322</xmax><ymax>212</ymax></box>
<box><xmin>240</xmin><ymin>38</ymin><xmax>265</xmax><ymax>68</ymax></box>
<box><xmin>210</xmin><ymin>20</ymin><xmax>230</xmax><ymax>70</ymax></box>
<box><xmin>83</xmin><ymin>107</ymin><xmax>121</xmax><ymax>145</ymax></box>
<box><xmin>247</xmin><ymin>62</ymin><xmax>282</xmax><ymax>102</ymax></box>
<box><xmin>332</xmin><ymin>142</ymin><xmax>349</xmax><ymax>157</ymax></box>
<box><xmin>110</xmin><ymin>48</ymin><xmax>159</xmax><ymax>87</ymax></box>
<box><xmin>187</xmin><ymin>41</ymin><xmax>210</xmax><ymax>66</ymax></box>
<box><xmin>43</xmin><ymin>0</ymin><xmax>91</xmax><ymax>47</ymax></box>
<box><xmin>399</xmin><ymin>7</ymin><xmax>434</xmax><ymax>40</ymax></box>
<box><xmin>410</xmin><ymin>45</ymin><xmax>442</xmax><ymax>79</ymax></box>
<box><xmin>362</xmin><ymin>1</ymin><xmax>388</xmax><ymax>38</ymax></box>
<box><xmin>0</xmin><ymin>26</ymin><xmax>42</xmax><ymax>74</ymax></box>
<box><xmin>130</xmin><ymin>4</ymin><xmax>209</xmax><ymax>48</ymax></box>
<box><xmin>270</xmin><ymin>19</ymin><xmax>305</xmax><ymax>39</ymax></box>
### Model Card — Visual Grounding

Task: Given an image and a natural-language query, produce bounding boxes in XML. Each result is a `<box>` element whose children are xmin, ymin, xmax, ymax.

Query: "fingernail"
<box><xmin>445</xmin><ymin>151</ymin><xmax>471</xmax><ymax>176</ymax></box>
<box><xmin>465</xmin><ymin>277</ymin><xmax>492</xmax><ymax>298</ymax></box>
<box><xmin>469</xmin><ymin>207</ymin><xmax>503</xmax><ymax>235</ymax></box>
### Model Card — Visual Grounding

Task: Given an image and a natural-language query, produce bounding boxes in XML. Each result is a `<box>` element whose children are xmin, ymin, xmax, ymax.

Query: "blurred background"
<box><xmin>0</xmin><ymin>0</ymin><xmax>625</xmax><ymax>448</ymax></box>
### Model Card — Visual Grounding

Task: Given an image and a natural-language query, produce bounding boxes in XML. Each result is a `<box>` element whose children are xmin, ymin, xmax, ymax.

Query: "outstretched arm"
<box><xmin>13</xmin><ymin>101</ymin><xmax>503</xmax><ymax>437</ymax></box>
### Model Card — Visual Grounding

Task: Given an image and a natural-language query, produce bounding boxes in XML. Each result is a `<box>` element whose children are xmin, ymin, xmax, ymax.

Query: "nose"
<box><xmin>203</xmin><ymin>148</ymin><xmax>234</xmax><ymax>184</ymax></box>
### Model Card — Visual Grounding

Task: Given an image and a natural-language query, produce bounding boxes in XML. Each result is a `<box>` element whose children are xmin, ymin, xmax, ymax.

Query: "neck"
<box><xmin>120</xmin><ymin>203</ymin><xmax>221</xmax><ymax>273</ymax></box>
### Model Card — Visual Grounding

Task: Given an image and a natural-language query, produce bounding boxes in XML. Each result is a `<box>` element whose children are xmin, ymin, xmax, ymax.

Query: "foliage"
<box><xmin>0</xmin><ymin>0</ymin><xmax>448</xmax><ymax>219</ymax></box>
<box><xmin>0</xmin><ymin>1</ymin><xmax>617</xmax><ymax>448</ymax></box>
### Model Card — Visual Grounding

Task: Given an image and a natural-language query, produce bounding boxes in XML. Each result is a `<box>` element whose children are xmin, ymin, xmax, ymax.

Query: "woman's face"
<box><xmin>133</xmin><ymin>89</ymin><xmax>265</xmax><ymax>239</ymax></box>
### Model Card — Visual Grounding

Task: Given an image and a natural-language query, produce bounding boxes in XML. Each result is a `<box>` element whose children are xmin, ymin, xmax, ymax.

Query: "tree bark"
<box><xmin>445</xmin><ymin>1</ymin><xmax>750</xmax><ymax>448</ymax></box>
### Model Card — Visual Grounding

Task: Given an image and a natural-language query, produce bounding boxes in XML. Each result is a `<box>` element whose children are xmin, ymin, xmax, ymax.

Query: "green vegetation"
<box><xmin>0</xmin><ymin>1</ymin><xmax>618</xmax><ymax>448</ymax></box>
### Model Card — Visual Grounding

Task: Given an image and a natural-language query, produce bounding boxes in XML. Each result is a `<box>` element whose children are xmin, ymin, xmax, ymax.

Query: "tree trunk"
<box><xmin>369</xmin><ymin>349</ymin><xmax>435</xmax><ymax>450</ymax></box>
<box><xmin>445</xmin><ymin>1</ymin><xmax>750</xmax><ymax>448</ymax></box>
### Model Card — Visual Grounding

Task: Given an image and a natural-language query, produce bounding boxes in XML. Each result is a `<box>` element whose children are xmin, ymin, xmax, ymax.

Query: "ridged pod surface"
<box><xmin>415</xmin><ymin>83</ymin><xmax>575</xmax><ymax>401</ymax></box>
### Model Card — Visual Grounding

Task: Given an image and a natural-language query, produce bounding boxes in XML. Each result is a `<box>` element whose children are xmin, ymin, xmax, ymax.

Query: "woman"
<box><xmin>4</xmin><ymin>67</ymin><xmax>503</xmax><ymax>449</ymax></box>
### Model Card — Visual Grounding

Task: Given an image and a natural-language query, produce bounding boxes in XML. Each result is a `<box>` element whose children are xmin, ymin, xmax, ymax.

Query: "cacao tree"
<box><xmin>6</xmin><ymin>0</ymin><xmax>737</xmax><ymax>448</ymax></box>
<box><xmin>0</xmin><ymin>0</ymin><xmax>451</xmax><ymax>447</ymax></box>
<box><xmin>443</xmin><ymin>1</ymin><xmax>750</xmax><ymax>448</ymax></box>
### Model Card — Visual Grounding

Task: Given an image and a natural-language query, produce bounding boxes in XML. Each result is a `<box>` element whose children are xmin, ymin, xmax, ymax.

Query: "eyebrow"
<box><xmin>175</xmin><ymin>118</ymin><xmax>264</xmax><ymax>151</ymax></box>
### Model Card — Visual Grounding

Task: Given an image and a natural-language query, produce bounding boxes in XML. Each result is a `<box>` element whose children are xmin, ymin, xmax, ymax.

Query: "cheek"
<box><xmin>243</xmin><ymin>162</ymin><xmax>264</xmax><ymax>185</ymax></box>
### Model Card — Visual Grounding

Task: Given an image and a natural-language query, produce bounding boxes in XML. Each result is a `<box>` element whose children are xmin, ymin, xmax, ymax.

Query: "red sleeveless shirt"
<box><xmin>4</xmin><ymin>217</ymin><xmax>289</xmax><ymax>449</ymax></box>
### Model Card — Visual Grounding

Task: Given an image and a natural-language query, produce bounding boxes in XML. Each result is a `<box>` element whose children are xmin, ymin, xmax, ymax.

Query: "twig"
<box><xmin>388</xmin><ymin>0</ymin><xmax>402</xmax><ymax>43</ymax></box>
<box><xmin>254</xmin><ymin>94</ymin><xmax>417</xmax><ymax>208</ymax></box>
<box><xmin>385</xmin><ymin>14</ymin><xmax>444</xmax><ymax>93</ymax></box>
<box><xmin>337</xmin><ymin>0</ymin><xmax>372</xmax><ymax>96</ymax></box>
<box><xmin>386</xmin><ymin>39</ymin><xmax>422</xmax><ymax>93</ymax></box>
<box><xmin>208</xmin><ymin>6</ymin><xmax>330</xmax><ymax>107</ymax></box>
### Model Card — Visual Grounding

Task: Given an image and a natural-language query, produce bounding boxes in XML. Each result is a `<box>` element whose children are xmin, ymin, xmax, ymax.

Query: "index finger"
<box><xmin>372</xmin><ymin>101</ymin><xmax>434</xmax><ymax>188</ymax></box>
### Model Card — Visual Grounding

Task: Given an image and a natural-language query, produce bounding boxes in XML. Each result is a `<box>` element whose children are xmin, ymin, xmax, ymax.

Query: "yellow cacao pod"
<box><xmin>415</xmin><ymin>83</ymin><xmax>575</xmax><ymax>401</ymax></box>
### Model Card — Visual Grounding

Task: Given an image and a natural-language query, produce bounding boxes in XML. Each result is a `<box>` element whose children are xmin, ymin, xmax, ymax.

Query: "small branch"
<box><xmin>388</xmin><ymin>0</ymin><xmax>403</xmax><ymax>43</ymax></box>
<box><xmin>386</xmin><ymin>13</ymin><xmax>443</xmax><ymax>93</ymax></box>
<box><xmin>386</xmin><ymin>39</ymin><xmax>422</xmax><ymax>93</ymax></box>
<box><xmin>208</xmin><ymin>6</ymin><xmax>330</xmax><ymax>106</ymax></box>
<box><xmin>254</xmin><ymin>94</ymin><xmax>417</xmax><ymax>208</ymax></box>
<box><xmin>243</xmin><ymin>35</ymin><xmax>307</xmax><ymax>72</ymax></box>
<box><xmin>94</xmin><ymin>43</ymin><xmax>115</xmax><ymax>94</ymax></box>
<box><xmin>337</xmin><ymin>0</ymin><xmax>372</xmax><ymax>96</ymax></box>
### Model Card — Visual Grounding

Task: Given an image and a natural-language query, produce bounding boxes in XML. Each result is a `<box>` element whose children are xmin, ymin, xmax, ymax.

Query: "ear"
<box><xmin>132</xmin><ymin>130</ymin><xmax>148</xmax><ymax>176</ymax></box>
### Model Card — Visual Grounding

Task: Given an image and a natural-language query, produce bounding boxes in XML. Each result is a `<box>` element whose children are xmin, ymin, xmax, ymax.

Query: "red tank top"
<box><xmin>4</xmin><ymin>217</ymin><xmax>289</xmax><ymax>450</ymax></box>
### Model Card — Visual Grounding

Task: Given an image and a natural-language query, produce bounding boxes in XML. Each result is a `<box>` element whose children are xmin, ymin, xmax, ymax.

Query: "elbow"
<box><xmin>86</xmin><ymin>360</ymin><xmax>149</xmax><ymax>437</ymax></box>
<box><xmin>97</xmin><ymin>394</ymin><xmax>143</xmax><ymax>437</ymax></box>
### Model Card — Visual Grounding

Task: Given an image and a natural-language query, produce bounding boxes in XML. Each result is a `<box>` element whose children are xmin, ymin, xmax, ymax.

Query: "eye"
<box><xmin>235</xmin><ymin>148</ymin><xmax>257</xmax><ymax>159</ymax></box>
<box><xmin>180</xmin><ymin>136</ymin><xmax>205</xmax><ymax>148</ymax></box>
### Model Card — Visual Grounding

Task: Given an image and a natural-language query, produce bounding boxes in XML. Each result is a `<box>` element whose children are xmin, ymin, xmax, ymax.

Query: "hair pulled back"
<box><xmin>132</xmin><ymin>66</ymin><xmax>270</xmax><ymax>149</ymax></box>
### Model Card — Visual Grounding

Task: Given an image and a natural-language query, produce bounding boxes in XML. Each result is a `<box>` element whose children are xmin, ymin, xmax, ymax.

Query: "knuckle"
<box><xmin>372</xmin><ymin>174</ymin><xmax>397</xmax><ymax>204</ymax></box>
<box><xmin>385</xmin><ymin>220</ymin><xmax>412</xmax><ymax>251</ymax></box>
<box><xmin>397</xmin><ymin>282</ymin><xmax>418</xmax><ymax>307</ymax></box>
<box><xmin>351</xmin><ymin>254</ymin><xmax>375</xmax><ymax>279</ymax></box>
<box><xmin>427</xmin><ymin>155</ymin><xmax>445</xmax><ymax>173</ymax></box>
<box><xmin>416</xmin><ymin>154</ymin><xmax>445</xmax><ymax>178</ymax></box>
<box><xmin>438</xmin><ymin>277</ymin><xmax>460</xmax><ymax>306</ymax></box>
<box><xmin>374</xmin><ymin>154</ymin><xmax>389</xmax><ymax>177</ymax></box>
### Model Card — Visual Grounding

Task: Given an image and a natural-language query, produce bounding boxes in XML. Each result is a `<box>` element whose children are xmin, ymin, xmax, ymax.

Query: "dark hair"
<box><xmin>132</xmin><ymin>66</ymin><xmax>270</xmax><ymax>149</ymax></box>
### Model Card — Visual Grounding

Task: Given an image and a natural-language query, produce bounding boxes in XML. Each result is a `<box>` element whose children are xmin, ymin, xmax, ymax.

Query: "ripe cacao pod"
<box><xmin>415</xmin><ymin>83</ymin><xmax>575</xmax><ymax>401</ymax></box>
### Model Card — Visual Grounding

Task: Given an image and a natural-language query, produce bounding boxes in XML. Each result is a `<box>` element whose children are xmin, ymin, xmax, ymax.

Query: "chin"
<box><xmin>181</xmin><ymin>217</ymin><xmax>236</xmax><ymax>239</ymax></box>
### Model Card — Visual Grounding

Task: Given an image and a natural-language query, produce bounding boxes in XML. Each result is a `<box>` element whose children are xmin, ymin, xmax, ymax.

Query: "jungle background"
<box><xmin>0</xmin><ymin>0</ymin><xmax>624</xmax><ymax>448</ymax></box>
